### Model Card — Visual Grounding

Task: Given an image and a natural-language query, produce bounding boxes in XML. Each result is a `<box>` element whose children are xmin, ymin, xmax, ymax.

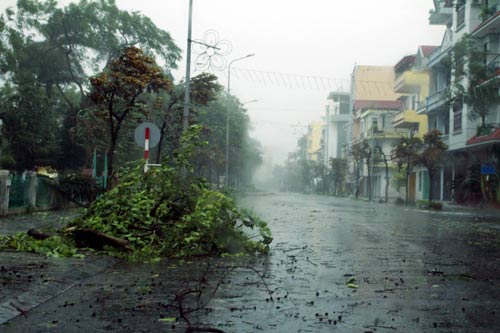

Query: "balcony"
<box><xmin>480</xmin><ymin>4</ymin><xmax>499</xmax><ymax>23</ymax></box>
<box><xmin>428</xmin><ymin>46</ymin><xmax>451</xmax><ymax>68</ymax></box>
<box><xmin>392</xmin><ymin>109</ymin><xmax>427</xmax><ymax>131</ymax></box>
<box><xmin>394</xmin><ymin>71</ymin><xmax>429</xmax><ymax>94</ymax></box>
<box><xmin>329</xmin><ymin>113</ymin><xmax>351</xmax><ymax>123</ymax></box>
<box><xmin>429</xmin><ymin>0</ymin><xmax>453</xmax><ymax>25</ymax></box>
<box><xmin>473</xmin><ymin>6</ymin><xmax>500</xmax><ymax>38</ymax></box>
<box><xmin>425</xmin><ymin>89</ymin><xmax>449</xmax><ymax>113</ymax></box>
<box><xmin>364</xmin><ymin>128</ymin><xmax>408</xmax><ymax>140</ymax></box>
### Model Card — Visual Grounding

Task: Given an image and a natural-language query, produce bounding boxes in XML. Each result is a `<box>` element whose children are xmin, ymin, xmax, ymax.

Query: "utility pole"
<box><xmin>182</xmin><ymin>0</ymin><xmax>193</xmax><ymax>133</ymax></box>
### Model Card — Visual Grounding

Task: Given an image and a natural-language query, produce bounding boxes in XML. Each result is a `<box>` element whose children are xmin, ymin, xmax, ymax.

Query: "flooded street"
<box><xmin>2</xmin><ymin>192</ymin><xmax>500</xmax><ymax>332</ymax></box>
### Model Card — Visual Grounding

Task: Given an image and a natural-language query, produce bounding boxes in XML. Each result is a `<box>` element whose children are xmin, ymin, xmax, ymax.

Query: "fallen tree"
<box><xmin>66</xmin><ymin>126</ymin><xmax>272</xmax><ymax>261</ymax></box>
<box><xmin>0</xmin><ymin>126</ymin><xmax>272</xmax><ymax>261</ymax></box>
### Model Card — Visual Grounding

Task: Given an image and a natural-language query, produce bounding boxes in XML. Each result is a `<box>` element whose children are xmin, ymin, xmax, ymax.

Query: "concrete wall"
<box><xmin>0</xmin><ymin>171</ymin><xmax>69</xmax><ymax>216</ymax></box>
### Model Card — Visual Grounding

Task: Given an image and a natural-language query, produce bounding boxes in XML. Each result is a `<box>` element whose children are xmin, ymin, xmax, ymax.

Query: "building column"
<box><xmin>0</xmin><ymin>170</ymin><xmax>10</xmax><ymax>215</ymax></box>
<box><xmin>451</xmin><ymin>166</ymin><xmax>455</xmax><ymax>202</ymax></box>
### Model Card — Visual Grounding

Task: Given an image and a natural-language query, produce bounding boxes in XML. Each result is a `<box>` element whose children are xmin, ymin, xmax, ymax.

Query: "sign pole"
<box><xmin>134</xmin><ymin>122</ymin><xmax>161</xmax><ymax>172</ymax></box>
<box><xmin>144</xmin><ymin>127</ymin><xmax>150</xmax><ymax>173</ymax></box>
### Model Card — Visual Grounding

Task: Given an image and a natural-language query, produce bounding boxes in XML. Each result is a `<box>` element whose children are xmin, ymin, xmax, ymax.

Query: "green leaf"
<box><xmin>158</xmin><ymin>317</ymin><xmax>176</xmax><ymax>323</ymax></box>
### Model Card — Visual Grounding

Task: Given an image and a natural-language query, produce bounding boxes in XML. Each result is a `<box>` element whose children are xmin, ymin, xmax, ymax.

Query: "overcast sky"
<box><xmin>1</xmin><ymin>0</ymin><xmax>446</xmax><ymax>163</ymax></box>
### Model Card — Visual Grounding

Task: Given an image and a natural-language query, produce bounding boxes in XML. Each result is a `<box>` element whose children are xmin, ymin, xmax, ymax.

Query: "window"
<box><xmin>456</xmin><ymin>4</ymin><xmax>465</xmax><ymax>30</ymax></box>
<box><xmin>371</xmin><ymin>117</ymin><xmax>378</xmax><ymax>132</ymax></box>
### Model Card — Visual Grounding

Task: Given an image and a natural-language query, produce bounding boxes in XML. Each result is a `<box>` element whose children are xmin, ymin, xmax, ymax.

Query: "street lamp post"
<box><xmin>225</xmin><ymin>53</ymin><xmax>254</xmax><ymax>188</ymax></box>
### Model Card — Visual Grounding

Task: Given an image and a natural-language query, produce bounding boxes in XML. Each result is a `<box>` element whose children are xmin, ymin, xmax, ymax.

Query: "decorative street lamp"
<box><xmin>225</xmin><ymin>54</ymin><xmax>255</xmax><ymax>188</ymax></box>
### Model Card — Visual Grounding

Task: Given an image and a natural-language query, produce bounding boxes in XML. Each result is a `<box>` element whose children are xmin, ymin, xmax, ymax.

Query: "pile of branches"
<box><xmin>1</xmin><ymin>126</ymin><xmax>272</xmax><ymax>261</ymax></box>
<box><xmin>50</xmin><ymin>173</ymin><xmax>105</xmax><ymax>208</ymax></box>
<box><xmin>66</xmin><ymin>159</ymin><xmax>272</xmax><ymax>261</ymax></box>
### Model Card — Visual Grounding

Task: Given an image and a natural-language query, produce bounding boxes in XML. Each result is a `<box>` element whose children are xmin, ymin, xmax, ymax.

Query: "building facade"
<box><xmin>348</xmin><ymin>66</ymin><xmax>405</xmax><ymax>201</ymax></box>
<box><xmin>424</xmin><ymin>0</ymin><xmax>500</xmax><ymax>204</ymax></box>
<box><xmin>323</xmin><ymin>92</ymin><xmax>350</xmax><ymax>167</ymax></box>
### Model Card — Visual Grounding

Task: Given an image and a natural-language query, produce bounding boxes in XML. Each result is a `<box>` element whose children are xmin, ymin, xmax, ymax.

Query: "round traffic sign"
<box><xmin>134</xmin><ymin>122</ymin><xmax>161</xmax><ymax>148</ymax></box>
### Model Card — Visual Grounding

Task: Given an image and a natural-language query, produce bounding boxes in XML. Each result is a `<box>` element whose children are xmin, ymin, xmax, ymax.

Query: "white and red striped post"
<box><xmin>144</xmin><ymin>127</ymin><xmax>150</xmax><ymax>173</ymax></box>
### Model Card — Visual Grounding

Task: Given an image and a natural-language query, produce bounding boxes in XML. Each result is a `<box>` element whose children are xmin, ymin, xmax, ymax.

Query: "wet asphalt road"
<box><xmin>1</xmin><ymin>192</ymin><xmax>500</xmax><ymax>333</ymax></box>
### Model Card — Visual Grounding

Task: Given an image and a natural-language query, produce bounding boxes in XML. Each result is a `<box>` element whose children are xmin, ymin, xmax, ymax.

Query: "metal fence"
<box><xmin>36</xmin><ymin>176</ymin><xmax>53</xmax><ymax>208</ymax></box>
<box><xmin>8</xmin><ymin>173</ymin><xmax>30</xmax><ymax>209</ymax></box>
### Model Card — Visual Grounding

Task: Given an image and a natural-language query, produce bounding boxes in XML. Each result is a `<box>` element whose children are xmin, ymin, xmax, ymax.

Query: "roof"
<box><xmin>352</xmin><ymin>65</ymin><xmax>399</xmax><ymax>101</ymax></box>
<box><xmin>395</xmin><ymin>55</ymin><xmax>416</xmax><ymax>72</ymax></box>
<box><xmin>420</xmin><ymin>45</ymin><xmax>438</xmax><ymax>57</ymax></box>
<box><xmin>327</xmin><ymin>91</ymin><xmax>350</xmax><ymax>100</ymax></box>
<box><xmin>353</xmin><ymin>99</ymin><xmax>401</xmax><ymax>111</ymax></box>
<box><xmin>466</xmin><ymin>128</ymin><xmax>500</xmax><ymax>146</ymax></box>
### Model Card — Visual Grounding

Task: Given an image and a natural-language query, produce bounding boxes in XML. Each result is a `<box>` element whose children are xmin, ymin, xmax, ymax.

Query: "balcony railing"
<box><xmin>481</xmin><ymin>4</ymin><xmax>499</xmax><ymax>22</ymax></box>
<box><xmin>394</xmin><ymin>71</ymin><xmax>429</xmax><ymax>93</ymax></box>
<box><xmin>425</xmin><ymin>89</ymin><xmax>449</xmax><ymax>111</ymax></box>
<box><xmin>417</xmin><ymin>101</ymin><xmax>426</xmax><ymax>113</ymax></box>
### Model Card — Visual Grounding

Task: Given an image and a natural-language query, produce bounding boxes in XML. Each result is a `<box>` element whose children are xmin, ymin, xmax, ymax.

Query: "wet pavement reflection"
<box><xmin>1</xmin><ymin>193</ymin><xmax>500</xmax><ymax>332</ymax></box>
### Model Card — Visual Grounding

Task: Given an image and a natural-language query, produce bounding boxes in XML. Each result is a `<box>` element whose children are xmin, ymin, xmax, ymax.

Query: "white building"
<box><xmin>323</xmin><ymin>92</ymin><xmax>350</xmax><ymax>167</ymax></box>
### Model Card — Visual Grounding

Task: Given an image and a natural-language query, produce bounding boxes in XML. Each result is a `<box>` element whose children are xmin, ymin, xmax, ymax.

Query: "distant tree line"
<box><xmin>274</xmin><ymin>130</ymin><xmax>448</xmax><ymax>203</ymax></box>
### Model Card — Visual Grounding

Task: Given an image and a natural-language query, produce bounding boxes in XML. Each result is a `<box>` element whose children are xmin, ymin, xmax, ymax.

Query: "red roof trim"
<box><xmin>395</xmin><ymin>55</ymin><xmax>416</xmax><ymax>72</ymax></box>
<box><xmin>421</xmin><ymin>45</ymin><xmax>438</xmax><ymax>57</ymax></box>
<box><xmin>472</xmin><ymin>11</ymin><xmax>500</xmax><ymax>35</ymax></box>
<box><xmin>466</xmin><ymin>128</ymin><xmax>500</xmax><ymax>145</ymax></box>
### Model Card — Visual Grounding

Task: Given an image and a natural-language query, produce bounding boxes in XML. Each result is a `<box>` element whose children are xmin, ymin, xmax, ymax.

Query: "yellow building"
<box><xmin>392</xmin><ymin>45</ymin><xmax>436</xmax><ymax>138</ymax></box>
<box><xmin>306</xmin><ymin>120</ymin><xmax>324</xmax><ymax>162</ymax></box>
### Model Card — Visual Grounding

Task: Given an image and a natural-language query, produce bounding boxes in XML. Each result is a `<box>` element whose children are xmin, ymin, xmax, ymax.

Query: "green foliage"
<box><xmin>0</xmin><ymin>233</ymin><xmax>83</xmax><ymax>258</ymax></box>
<box><xmin>180</xmin><ymin>190</ymin><xmax>272</xmax><ymax>256</ymax></box>
<box><xmin>89</xmin><ymin>46</ymin><xmax>172</xmax><ymax>180</ymax></box>
<box><xmin>418</xmin><ymin>130</ymin><xmax>448</xmax><ymax>174</ymax></box>
<box><xmin>0</xmin><ymin>80</ymin><xmax>62</xmax><ymax>170</ymax></box>
<box><xmin>53</xmin><ymin>173</ymin><xmax>104</xmax><ymax>207</ymax></box>
<box><xmin>391</xmin><ymin>136</ymin><xmax>422</xmax><ymax>171</ymax></box>
<box><xmin>446</xmin><ymin>34</ymin><xmax>500</xmax><ymax>130</ymax></box>
<box><xmin>68</xmin><ymin>125</ymin><xmax>271</xmax><ymax>261</ymax></box>
<box><xmin>416</xmin><ymin>200</ymin><xmax>443</xmax><ymax>210</ymax></box>
<box><xmin>329</xmin><ymin>158</ymin><xmax>347</xmax><ymax>195</ymax></box>
<box><xmin>391</xmin><ymin>166</ymin><xmax>408</xmax><ymax>191</ymax></box>
<box><xmin>392</xmin><ymin>136</ymin><xmax>422</xmax><ymax>203</ymax></box>
<box><xmin>0</xmin><ymin>0</ymin><xmax>181</xmax><ymax>170</ymax></box>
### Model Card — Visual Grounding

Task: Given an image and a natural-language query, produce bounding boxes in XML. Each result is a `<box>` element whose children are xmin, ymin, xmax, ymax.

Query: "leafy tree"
<box><xmin>0</xmin><ymin>80</ymin><xmax>61</xmax><ymax>170</ymax></box>
<box><xmin>447</xmin><ymin>34</ymin><xmax>500</xmax><ymax>135</ymax></box>
<box><xmin>417</xmin><ymin>129</ymin><xmax>447</xmax><ymax>202</ymax></box>
<box><xmin>329</xmin><ymin>158</ymin><xmax>347</xmax><ymax>195</ymax></box>
<box><xmin>89</xmin><ymin>46</ymin><xmax>172</xmax><ymax>181</ymax></box>
<box><xmin>0</xmin><ymin>0</ymin><xmax>181</xmax><ymax>170</ymax></box>
<box><xmin>152</xmin><ymin>73</ymin><xmax>222</xmax><ymax>163</ymax></box>
<box><xmin>351</xmin><ymin>140</ymin><xmax>371</xmax><ymax>199</ymax></box>
<box><xmin>392</xmin><ymin>136</ymin><xmax>422</xmax><ymax>204</ymax></box>
<box><xmin>374</xmin><ymin>145</ymin><xmax>390</xmax><ymax>203</ymax></box>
